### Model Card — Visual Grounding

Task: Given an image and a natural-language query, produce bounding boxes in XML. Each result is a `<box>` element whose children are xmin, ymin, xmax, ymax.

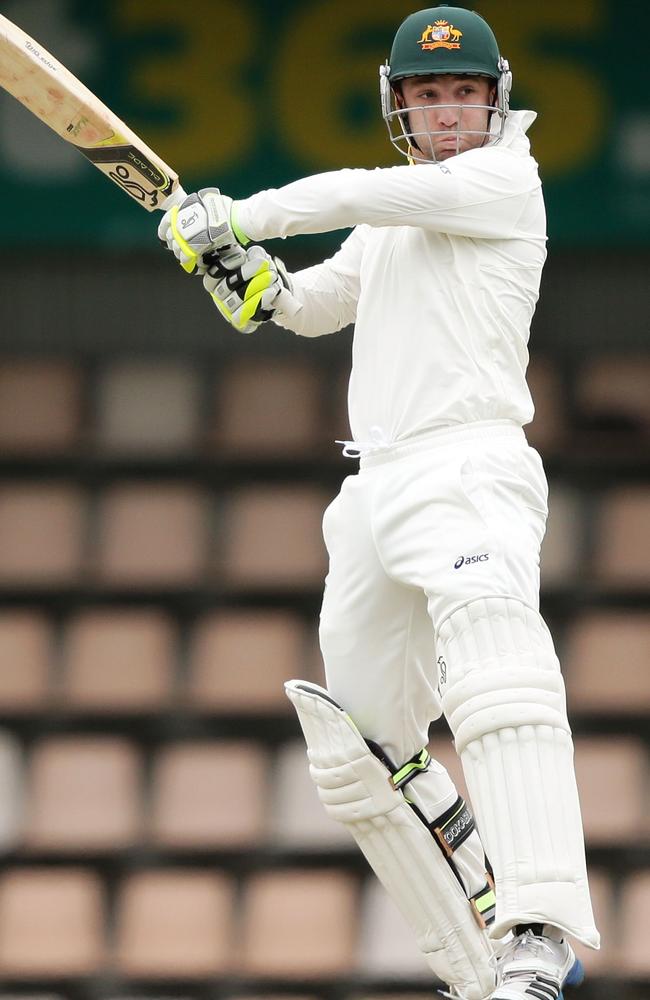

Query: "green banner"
<box><xmin>1</xmin><ymin>0</ymin><xmax>648</xmax><ymax>247</ymax></box>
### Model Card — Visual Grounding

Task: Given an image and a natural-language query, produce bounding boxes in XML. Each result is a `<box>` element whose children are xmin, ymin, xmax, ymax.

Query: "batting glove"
<box><xmin>158</xmin><ymin>187</ymin><xmax>249</xmax><ymax>274</ymax></box>
<box><xmin>203</xmin><ymin>244</ymin><xmax>293</xmax><ymax>334</ymax></box>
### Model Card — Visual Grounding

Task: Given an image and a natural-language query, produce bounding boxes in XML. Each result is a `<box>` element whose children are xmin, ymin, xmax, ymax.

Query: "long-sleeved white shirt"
<box><xmin>234</xmin><ymin>111</ymin><xmax>546</xmax><ymax>446</ymax></box>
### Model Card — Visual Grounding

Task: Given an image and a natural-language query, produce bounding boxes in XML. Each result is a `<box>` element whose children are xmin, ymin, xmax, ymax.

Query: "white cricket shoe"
<box><xmin>490</xmin><ymin>926</ymin><xmax>584</xmax><ymax>1000</ymax></box>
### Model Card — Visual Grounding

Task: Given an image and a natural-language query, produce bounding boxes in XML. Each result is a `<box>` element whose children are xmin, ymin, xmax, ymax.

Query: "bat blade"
<box><xmin>0</xmin><ymin>13</ymin><xmax>184</xmax><ymax>211</ymax></box>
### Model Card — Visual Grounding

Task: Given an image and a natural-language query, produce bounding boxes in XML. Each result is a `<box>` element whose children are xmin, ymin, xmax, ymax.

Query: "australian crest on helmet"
<box><xmin>418</xmin><ymin>19</ymin><xmax>463</xmax><ymax>50</ymax></box>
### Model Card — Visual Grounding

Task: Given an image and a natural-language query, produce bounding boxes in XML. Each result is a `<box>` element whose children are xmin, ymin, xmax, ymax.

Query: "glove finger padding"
<box><xmin>203</xmin><ymin>245</ymin><xmax>287</xmax><ymax>334</ymax></box>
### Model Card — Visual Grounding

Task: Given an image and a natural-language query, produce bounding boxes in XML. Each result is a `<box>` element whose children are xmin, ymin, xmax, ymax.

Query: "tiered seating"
<box><xmin>0</xmin><ymin>350</ymin><xmax>648</xmax><ymax>994</ymax></box>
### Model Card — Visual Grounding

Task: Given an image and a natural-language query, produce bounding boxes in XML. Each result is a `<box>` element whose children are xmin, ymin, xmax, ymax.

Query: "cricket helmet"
<box><xmin>380</xmin><ymin>6</ymin><xmax>512</xmax><ymax>161</ymax></box>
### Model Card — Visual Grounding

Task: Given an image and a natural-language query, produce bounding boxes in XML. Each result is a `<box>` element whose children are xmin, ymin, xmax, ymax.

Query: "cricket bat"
<box><xmin>0</xmin><ymin>12</ymin><xmax>186</xmax><ymax>212</ymax></box>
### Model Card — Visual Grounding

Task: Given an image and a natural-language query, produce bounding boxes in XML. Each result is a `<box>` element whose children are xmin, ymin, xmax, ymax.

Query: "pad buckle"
<box><xmin>470</xmin><ymin>874</ymin><xmax>496</xmax><ymax>929</ymax></box>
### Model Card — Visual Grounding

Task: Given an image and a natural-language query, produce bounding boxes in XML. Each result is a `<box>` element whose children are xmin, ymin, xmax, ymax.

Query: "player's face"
<box><xmin>398</xmin><ymin>75</ymin><xmax>495</xmax><ymax>161</ymax></box>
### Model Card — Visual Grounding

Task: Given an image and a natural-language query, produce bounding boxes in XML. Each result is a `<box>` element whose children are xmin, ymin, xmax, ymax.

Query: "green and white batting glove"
<box><xmin>157</xmin><ymin>187</ymin><xmax>249</xmax><ymax>274</ymax></box>
<box><xmin>203</xmin><ymin>244</ymin><xmax>292</xmax><ymax>334</ymax></box>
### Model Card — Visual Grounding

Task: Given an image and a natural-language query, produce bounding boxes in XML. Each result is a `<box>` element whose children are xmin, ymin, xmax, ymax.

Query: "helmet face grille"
<box><xmin>381</xmin><ymin>91</ymin><xmax>506</xmax><ymax>165</ymax></box>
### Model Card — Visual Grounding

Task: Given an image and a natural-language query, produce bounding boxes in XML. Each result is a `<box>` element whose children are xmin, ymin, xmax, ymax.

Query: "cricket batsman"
<box><xmin>159</xmin><ymin>7</ymin><xmax>600</xmax><ymax>997</ymax></box>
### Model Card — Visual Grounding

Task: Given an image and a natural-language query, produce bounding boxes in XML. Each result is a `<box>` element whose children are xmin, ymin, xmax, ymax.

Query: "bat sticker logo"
<box><xmin>109</xmin><ymin>164</ymin><xmax>159</xmax><ymax>207</ymax></box>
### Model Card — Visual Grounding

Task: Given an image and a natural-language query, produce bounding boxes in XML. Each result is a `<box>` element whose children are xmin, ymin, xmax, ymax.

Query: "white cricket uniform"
<box><xmin>235</xmin><ymin>109</ymin><xmax>546</xmax><ymax>748</ymax></box>
<box><xmin>236</xmin><ymin>111</ymin><xmax>599</xmax><ymax>948</ymax></box>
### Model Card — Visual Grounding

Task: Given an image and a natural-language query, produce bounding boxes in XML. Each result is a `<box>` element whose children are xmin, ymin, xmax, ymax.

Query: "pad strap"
<box><xmin>368</xmin><ymin>739</ymin><xmax>495</xmax><ymax>930</ymax></box>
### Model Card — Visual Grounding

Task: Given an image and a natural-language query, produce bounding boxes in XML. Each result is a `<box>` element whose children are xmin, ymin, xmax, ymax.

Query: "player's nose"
<box><xmin>435</xmin><ymin>104</ymin><xmax>459</xmax><ymax>128</ymax></box>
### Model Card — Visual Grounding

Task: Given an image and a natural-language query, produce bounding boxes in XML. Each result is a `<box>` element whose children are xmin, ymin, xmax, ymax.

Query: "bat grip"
<box><xmin>159</xmin><ymin>184</ymin><xmax>188</xmax><ymax>212</ymax></box>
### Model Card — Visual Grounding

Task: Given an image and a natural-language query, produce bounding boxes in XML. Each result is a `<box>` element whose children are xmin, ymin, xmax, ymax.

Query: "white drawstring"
<box><xmin>335</xmin><ymin>424</ymin><xmax>391</xmax><ymax>458</ymax></box>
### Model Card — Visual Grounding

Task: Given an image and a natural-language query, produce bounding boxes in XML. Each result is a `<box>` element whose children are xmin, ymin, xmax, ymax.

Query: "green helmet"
<box><xmin>388</xmin><ymin>7</ymin><xmax>502</xmax><ymax>82</ymax></box>
<box><xmin>379</xmin><ymin>6</ymin><xmax>512</xmax><ymax>162</ymax></box>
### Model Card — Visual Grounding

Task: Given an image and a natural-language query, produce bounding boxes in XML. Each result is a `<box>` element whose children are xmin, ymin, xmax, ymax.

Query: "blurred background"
<box><xmin>0</xmin><ymin>0</ymin><xmax>648</xmax><ymax>998</ymax></box>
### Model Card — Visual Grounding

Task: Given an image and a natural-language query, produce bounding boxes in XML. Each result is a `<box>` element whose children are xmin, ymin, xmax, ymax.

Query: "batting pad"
<box><xmin>437</xmin><ymin>597</ymin><xmax>600</xmax><ymax>948</ymax></box>
<box><xmin>285</xmin><ymin>680</ymin><xmax>497</xmax><ymax>999</ymax></box>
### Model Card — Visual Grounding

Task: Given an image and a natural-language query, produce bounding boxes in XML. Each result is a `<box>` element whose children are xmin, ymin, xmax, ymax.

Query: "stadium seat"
<box><xmin>211</xmin><ymin>359</ymin><xmax>322</xmax><ymax>457</ymax></box>
<box><xmin>563</xmin><ymin>611</ymin><xmax>650</xmax><ymax>714</ymax></box>
<box><xmin>525</xmin><ymin>356</ymin><xmax>567</xmax><ymax>456</ymax></box>
<box><xmin>148</xmin><ymin>740</ymin><xmax>267</xmax><ymax>848</ymax></box>
<box><xmin>113</xmin><ymin>869</ymin><xmax>235</xmax><ymax>976</ymax></box>
<box><xmin>592</xmin><ymin>486</ymin><xmax>650</xmax><ymax>587</ymax></box>
<box><xmin>0</xmin><ymin>611</ymin><xmax>52</xmax><ymax>711</ymax></box>
<box><xmin>268</xmin><ymin>740</ymin><xmax>352</xmax><ymax>848</ymax></box>
<box><xmin>219</xmin><ymin>486</ymin><xmax>328</xmax><ymax>588</ymax></box>
<box><xmin>0</xmin><ymin>731</ymin><xmax>23</xmax><ymax>850</ymax></box>
<box><xmin>618</xmin><ymin>869</ymin><xmax>650</xmax><ymax>976</ymax></box>
<box><xmin>357</xmin><ymin>879</ymin><xmax>429</xmax><ymax>976</ymax></box>
<box><xmin>539</xmin><ymin>483</ymin><xmax>584</xmax><ymax>588</ymax></box>
<box><xmin>0</xmin><ymin>483</ymin><xmax>85</xmax><ymax>585</ymax></box>
<box><xmin>573</xmin><ymin>736</ymin><xmax>648</xmax><ymax>845</ymax></box>
<box><xmin>187</xmin><ymin>609</ymin><xmax>305</xmax><ymax>713</ymax></box>
<box><xmin>23</xmin><ymin>736</ymin><xmax>141</xmax><ymax>851</ymax></box>
<box><xmin>0</xmin><ymin>867</ymin><xmax>105</xmax><ymax>976</ymax></box>
<box><xmin>239</xmin><ymin>868</ymin><xmax>357</xmax><ymax>976</ymax></box>
<box><xmin>0</xmin><ymin>360</ymin><xmax>81</xmax><ymax>453</ymax></box>
<box><xmin>576</xmin><ymin>356</ymin><xmax>650</xmax><ymax>439</ymax></box>
<box><xmin>95</xmin><ymin>483</ymin><xmax>206</xmax><ymax>586</ymax></box>
<box><xmin>96</xmin><ymin>360</ymin><xmax>199</xmax><ymax>453</ymax></box>
<box><xmin>62</xmin><ymin>608</ymin><xmax>175</xmax><ymax>711</ymax></box>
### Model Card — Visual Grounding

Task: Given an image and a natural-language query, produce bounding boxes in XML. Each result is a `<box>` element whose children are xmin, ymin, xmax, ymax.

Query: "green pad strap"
<box><xmin>391</xmin><ymin>747</ymin><xmax>431</xmax><ymax>789</ymax></box>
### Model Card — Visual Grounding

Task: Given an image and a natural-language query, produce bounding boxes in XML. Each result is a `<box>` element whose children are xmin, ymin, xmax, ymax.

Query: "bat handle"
<box><xmin>159</xmin><ymin>184</ymin><xmax>188</xmax><ymax>212</ymax></box>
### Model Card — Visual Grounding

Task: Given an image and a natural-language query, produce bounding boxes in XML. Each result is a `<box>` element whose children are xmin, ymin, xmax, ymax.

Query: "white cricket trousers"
<box><xmin>318</xmin><ymin>419</ymin><xmax>549</xmax><ymax>767</ymax></box>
